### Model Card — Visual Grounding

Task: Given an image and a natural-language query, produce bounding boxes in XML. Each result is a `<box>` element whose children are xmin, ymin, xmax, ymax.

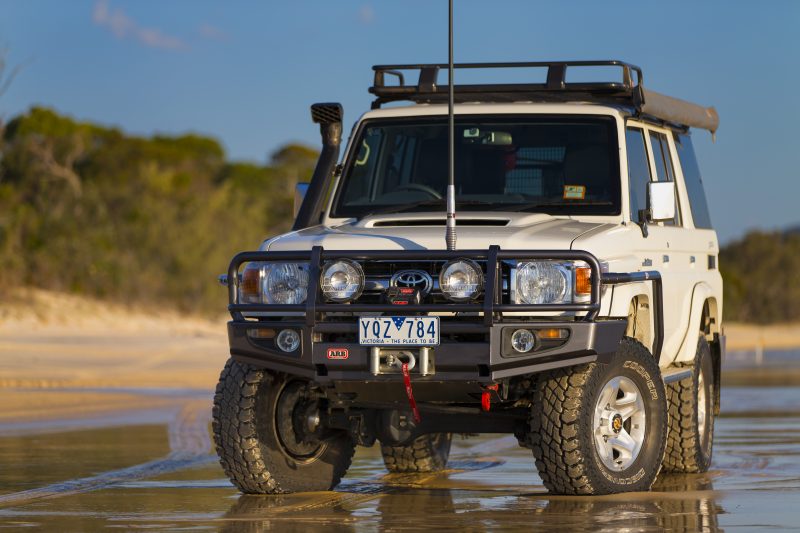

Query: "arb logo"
<box><xmin>326</xmin><ymin>348</ymin><xmax>349</xmax><ymax>360</ymax></box>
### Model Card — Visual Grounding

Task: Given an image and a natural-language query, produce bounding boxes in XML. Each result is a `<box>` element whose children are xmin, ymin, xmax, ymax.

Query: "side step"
<box><xmin>661</xmin><ymin>366</ymin><xmax>693</xmax><ymax>384</ymax></box>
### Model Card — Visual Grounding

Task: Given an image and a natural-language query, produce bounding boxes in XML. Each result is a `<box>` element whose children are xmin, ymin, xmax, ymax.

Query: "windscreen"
<box><xmin>331</xmin><ymin>115</ymin><xmax>620</xmax><ymax>219</ymax></box>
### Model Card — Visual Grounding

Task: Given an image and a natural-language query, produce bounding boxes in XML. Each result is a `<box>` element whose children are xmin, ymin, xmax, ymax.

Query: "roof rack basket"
<box><xmin>369</xmin><ymin>60</ymin><xmax>718</xmax><ymax>133</ymax></box>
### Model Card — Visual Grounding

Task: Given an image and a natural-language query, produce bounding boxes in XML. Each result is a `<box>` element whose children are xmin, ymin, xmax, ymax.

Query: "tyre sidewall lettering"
<box><xmin>597</xmin><ymin>465</ymin><xmax>646</xmax><ymax>485</ymax></box>
<box><xmin>622</xmin><ymin>360</ymin><xmax>659</xmax><ymax>400</ymax></box>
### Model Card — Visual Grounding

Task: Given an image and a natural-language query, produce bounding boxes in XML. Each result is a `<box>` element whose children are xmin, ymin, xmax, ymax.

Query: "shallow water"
<box><xmin>0</xmin><ymin>386</ymin><xmax>799</xmax><ymax>531</ymax></box>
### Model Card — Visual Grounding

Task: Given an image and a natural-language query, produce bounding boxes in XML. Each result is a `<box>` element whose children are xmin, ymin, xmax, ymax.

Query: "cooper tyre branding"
<box><xmin>598</xmin><ymin>464</ymin><xmax>646</xmax><ymax>485</ymax></box>
<box><xmin>623</xmin><ymin>360</ymin><xmax>659</xmax><ymax>400</ymax></box>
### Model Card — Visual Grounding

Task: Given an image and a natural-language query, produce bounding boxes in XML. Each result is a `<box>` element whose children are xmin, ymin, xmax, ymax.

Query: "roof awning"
<box><xmin>641</xmin><ymin>89</ymin><xmax>719</xmax><ymax>135</ymax></box>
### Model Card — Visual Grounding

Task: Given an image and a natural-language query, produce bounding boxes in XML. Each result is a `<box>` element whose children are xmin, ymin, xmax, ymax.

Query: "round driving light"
<box><xmin>516</xmin><ymin>261</ymin><xmax>570</xmax><ymax>304</ymax></box>
<box><xmin>439</xmin><ymin>259</ymin><xmax>483</xmax><ymax>301</ymax></box>
<box><xmin>511</xmin><ymin>329</ymin><xmax>535</xmax><ymax>353</ymax></box>
<box><xmin>276</xmin><ymin>329</ymin><xmax>300</xmax><ymax>353</ymax></box>
<box><xmin>265</xmin><ymin>263</ymin><xmax>309</xmax><ymax>304</ymax></box>
<box><xmin>321</xmin><ymin>259</ymin><xmax>364</xmax><ymax>302</ymax></box>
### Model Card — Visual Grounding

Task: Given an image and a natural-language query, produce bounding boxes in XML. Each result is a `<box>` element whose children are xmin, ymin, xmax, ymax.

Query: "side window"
<box><xmin>625</xmin><ymin>127</ymin><xmax>651</xmax><ymax>223</ymax></box>
<box><xmin>648</xmin><ymin>131</ymin><xmax>681</xmax><ymax>226</ymax></box>
<box><xmin>674</xmin><ymin>133</ymin><xmax>713</xmax><ymax>229</ymax></box>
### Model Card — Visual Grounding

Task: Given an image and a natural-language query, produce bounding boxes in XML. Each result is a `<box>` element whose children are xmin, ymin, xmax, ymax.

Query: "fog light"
<box><xmin>511</xmin><ymin>329</ymin><xmax>535</xmax><ymax>353</ymax></box>
<box><xmin>276</xmin><ymin>329</ymin><xmax>300</xmax><ymax>353</ymax></box>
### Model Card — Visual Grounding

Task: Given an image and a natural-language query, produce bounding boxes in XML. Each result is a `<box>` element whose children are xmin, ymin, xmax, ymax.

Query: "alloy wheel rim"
<box><xmin>593</xmin><ymin>375</ymin><xmax>647</xmax><ymax>471</ymax></box>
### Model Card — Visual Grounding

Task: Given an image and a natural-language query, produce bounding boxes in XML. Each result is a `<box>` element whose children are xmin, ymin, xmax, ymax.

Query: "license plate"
<box><xmin>358</xmin><ymin>316</ymin><xmax>439</xmax><ymax>346</ymax></box>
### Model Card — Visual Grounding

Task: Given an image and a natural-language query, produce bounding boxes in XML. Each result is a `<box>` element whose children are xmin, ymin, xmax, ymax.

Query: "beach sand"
<box><xmin>0</xmin><ymin>288</ymin><xmax>797</xmax><ymax>420</ymax></box>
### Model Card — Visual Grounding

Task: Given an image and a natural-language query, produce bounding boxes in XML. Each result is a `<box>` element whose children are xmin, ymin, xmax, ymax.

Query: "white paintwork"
<box><xmin>259</xmin><ymin>103</ymin><xmax>722</xmax><ymax>368</ymax></box>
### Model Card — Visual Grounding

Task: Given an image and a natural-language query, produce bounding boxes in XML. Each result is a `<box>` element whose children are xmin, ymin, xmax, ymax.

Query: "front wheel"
<box><xmin>212</xmin><ymin>359</ymin><xmax>355</xmax><ymax>494</ymax></box>
<box><xmin>528</xmin><ymin>337</ymin><xmax>668</xmax><ymax>495</ymax></box>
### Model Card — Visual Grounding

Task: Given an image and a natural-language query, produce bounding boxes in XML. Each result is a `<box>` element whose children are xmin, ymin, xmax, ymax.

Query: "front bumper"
<box><xmin>229</xmin><ymin>318</ymin><xmax>627</xmax><ymax>383</ymax></box>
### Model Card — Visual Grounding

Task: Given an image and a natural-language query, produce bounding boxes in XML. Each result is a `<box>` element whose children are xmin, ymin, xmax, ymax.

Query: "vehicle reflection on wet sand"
<box><xmin>0</xmin><ymin>386</ymin><xmax>798</xmax><ymax>531</ymax></box>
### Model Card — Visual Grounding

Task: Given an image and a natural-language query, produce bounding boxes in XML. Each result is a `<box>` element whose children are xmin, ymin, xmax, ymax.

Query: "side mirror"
<box><xmin>647</xmin><ymin>181</ymin><xmax>676</xmax><ymax>222</ymax></box>
<box><xmin>294</xmin><ymin>183</ymin><xmax>309</xmax><ymax>219</ymax></box>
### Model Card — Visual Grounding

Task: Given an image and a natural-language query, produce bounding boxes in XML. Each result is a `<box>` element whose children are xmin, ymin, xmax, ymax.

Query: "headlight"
<box><xmin>321</xmin><ymin>259</ymin><xmax>364</xmax><ymax>302</ymax></box>
<box><xmin>515</xmin><ymin>261</ymin><xmax>572</xmax><ymax>304</ymax></box>
<box><xmin>266</xmin><ymin>263</ymin><xmax>309</xmax><ymax>304</ymax></box>
<box><xmin>439</xmin><ymin>259</ymin><xmax>483</xmax><ymax>301</ymax></box>
<box><xmin>239</xmin><ymin>262</ymin><xmax>310</xmax><ymax>305</ymax></box>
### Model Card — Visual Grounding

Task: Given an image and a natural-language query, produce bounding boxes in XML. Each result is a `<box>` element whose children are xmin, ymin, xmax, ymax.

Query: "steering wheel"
<box><xmin>394</xmin><ymin>183</ymin><xmax>443</xmax><ymax>199</ymax></box>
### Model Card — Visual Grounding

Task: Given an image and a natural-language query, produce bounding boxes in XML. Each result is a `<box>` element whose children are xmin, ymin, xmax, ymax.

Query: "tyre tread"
<box><xmin>662</xmin><ymin>337</ymin><xmax>713</xmax><ymax>473</ymax></box>
<box><xmin>381</xmin><ymin>434</ymin><xmax>451</xmax><ymax>473</ymax></box>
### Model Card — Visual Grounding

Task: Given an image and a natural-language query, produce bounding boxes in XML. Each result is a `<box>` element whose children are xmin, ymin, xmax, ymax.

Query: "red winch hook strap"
<box><xmin>401</xmin><ymin>362</ymin><xmax>421</xmax><ymax>423</ymax></box>
<box><xmin>481</xmin><ymin>383</ymin><xmax>500</xmax><ymax>412</ymax></box>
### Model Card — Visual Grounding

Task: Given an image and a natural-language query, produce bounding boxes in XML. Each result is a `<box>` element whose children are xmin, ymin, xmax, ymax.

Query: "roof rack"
<box><xmin>368</xmin><ymin>60</ymin><xmax>718</xmax><ymax>134</ymax></box>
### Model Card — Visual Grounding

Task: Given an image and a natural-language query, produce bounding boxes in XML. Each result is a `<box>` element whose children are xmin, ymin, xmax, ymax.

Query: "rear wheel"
<box><xmin>212</xmin><ymin>359</ymin><xmax>355</xmax><ymax>493</ymax></box>
<box><xmin>381</xmin><ymin>433</ymin><xmax>452</xmax><ymax>473</ymax></box>
<box><xmin>528</xmin><ymin>337</ymin><xmax>668</xmax><ymax>495</ymax></box>
<box><xmin>662</xmin><ymin>336</ymin><xmax>715</xmax><ymax>473</ymax></box>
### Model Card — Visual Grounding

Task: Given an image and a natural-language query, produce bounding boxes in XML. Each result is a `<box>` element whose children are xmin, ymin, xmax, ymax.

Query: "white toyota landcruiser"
<box><xmin>213</xmin><ymin>60</ymin><xmax>725</xmax><ymax>495</ymax></box>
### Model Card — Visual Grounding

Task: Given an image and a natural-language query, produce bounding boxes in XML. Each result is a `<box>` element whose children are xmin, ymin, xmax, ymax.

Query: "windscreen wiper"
<box><xmin>367</xmin><ymin>199</ymin><xmax>497</xmax><ymax>216</ymax></box>
<box><xmin>367</xmin><ymin>199</ymin><xmax>445</xmax><ymax>216</ymax></box>
<box><xmin>492</xmin><ymin>201</ymin><xmax>613</xmax><ymax>212</ymax></box>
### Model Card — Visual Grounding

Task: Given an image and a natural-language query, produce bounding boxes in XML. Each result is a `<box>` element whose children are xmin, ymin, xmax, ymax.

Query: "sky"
<box><xmin>0</xmin><ymin>0</ymin><xmax>798</xmax><ymax>243</ymax></box>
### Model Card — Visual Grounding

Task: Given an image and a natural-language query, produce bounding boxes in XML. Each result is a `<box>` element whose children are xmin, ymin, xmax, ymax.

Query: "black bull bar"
<box><xmin>225</xmin><ymin>245</ymin><xmax>663</xmax><ymax>383</ymax></box>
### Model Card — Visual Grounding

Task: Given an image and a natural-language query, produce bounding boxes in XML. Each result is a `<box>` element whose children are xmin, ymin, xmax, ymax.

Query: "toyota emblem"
<box><xmin>390</xmin><ymin>269</ymin><xmax>434</xmax><ymax>297</ymax></box>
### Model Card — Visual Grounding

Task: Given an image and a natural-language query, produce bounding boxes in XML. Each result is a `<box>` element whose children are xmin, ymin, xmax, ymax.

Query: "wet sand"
<box><xmin>1</xmin><ymin>292</ymin><xmax>799</xmax><ymax>530</ymax></box>
<box><xmin>0</xmin><ymin>386</ymin><xmax>798</xmax><ymax>530</ymax></box>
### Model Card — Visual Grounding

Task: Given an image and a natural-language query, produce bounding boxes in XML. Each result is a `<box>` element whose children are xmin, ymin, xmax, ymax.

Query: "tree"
<box><xmin>0</xmin><ymin>106</ymin><xmax>317</xmax><ymax>315</ymax></box>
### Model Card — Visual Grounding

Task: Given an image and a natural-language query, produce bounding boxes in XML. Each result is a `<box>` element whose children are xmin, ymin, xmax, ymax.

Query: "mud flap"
<box><xmin>711</xmin><ymin>332</ymin><xmax>725</xmax><ymax>415</ymax></box>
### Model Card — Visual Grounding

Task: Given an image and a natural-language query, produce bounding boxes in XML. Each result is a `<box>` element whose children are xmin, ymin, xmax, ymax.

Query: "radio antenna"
<box><xmin>445</xmin><ymin>0</ymin><xmax>457</xmax><ymax>251</ymax></box>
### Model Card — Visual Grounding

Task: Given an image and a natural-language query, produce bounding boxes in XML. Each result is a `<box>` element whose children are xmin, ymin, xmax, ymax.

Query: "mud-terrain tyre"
<box><xmin>381</xmin><ymin>433</ymin><xmax>452</xmax><ymax>473</ymax></box>
<box><xmin>529</xmin><ymin>337</ymin><xmax>668</xmax><ymax>495</ymax></box>
<box><xmin>662</xmin><ymin>336</ymin><xmax>715</xmax><ymax>473</ymax></box>
<box><xmin>212</xmin><ymin>358</ymin><xmax>355</xmax><ymax>493</ymax></box>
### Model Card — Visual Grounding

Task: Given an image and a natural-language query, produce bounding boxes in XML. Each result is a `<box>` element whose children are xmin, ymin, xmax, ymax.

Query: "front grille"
<box><xmin>354</xmin><ymin>259</ymin><xmax>510</xmax><ymax>305</ymax></box>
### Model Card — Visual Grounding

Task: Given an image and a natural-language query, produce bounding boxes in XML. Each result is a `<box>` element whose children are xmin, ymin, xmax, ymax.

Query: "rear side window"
<box><xmin>674</xmin><ymin>133</ymin><xmax>713</xmax><ymax>229</ymax></box>
<box><xmin>648</xmin><ymin>131</ymin><xmax>681</xmax><ymax>226</ymax></box>
<box><xmin>649</xmin><ymin>131</ymin><xmax>675</xmax><ymax>182</ymax></box>
<box><xmin>625</xmin><ymin>127</ymin><xmax>650</xmax><ymax>223</ymax></box>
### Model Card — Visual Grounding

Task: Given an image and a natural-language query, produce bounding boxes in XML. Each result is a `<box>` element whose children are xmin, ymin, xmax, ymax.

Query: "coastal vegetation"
<box><xmin>0</xmin><ymin>107</ymin><xmax>796</xmax><ymax>322</ymax></box>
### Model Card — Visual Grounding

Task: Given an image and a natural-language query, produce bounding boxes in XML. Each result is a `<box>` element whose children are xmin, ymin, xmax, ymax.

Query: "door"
<box><xmin>626</xmin><ymin>123</ymin><xmax>692</xmax><ymax>366</ymax></box>
<box><xmin>641</xmin><ymin>126</ymin><xmax>695</xmax><ymax>363</ymax></box>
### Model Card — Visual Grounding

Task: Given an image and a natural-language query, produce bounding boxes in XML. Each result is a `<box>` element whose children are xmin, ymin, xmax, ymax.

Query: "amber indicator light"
<box><xmin>241</xmin><ymin>267</ymin><xmax>261</xmax><ymax>299</ymax></box>
<box><xmin>537</xmin><ymin>328</ymin><xmax>569</xmax><ymax>340</ymax></box>
<box><xmin>247</xmin><ymin>328</ymin><xmax>276</xmax><ymax>339</ymax></box>
<box><xmin>575</xmin><ymin>267</ymin><xmax>592</xmax><ymax>295</ymax></box>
